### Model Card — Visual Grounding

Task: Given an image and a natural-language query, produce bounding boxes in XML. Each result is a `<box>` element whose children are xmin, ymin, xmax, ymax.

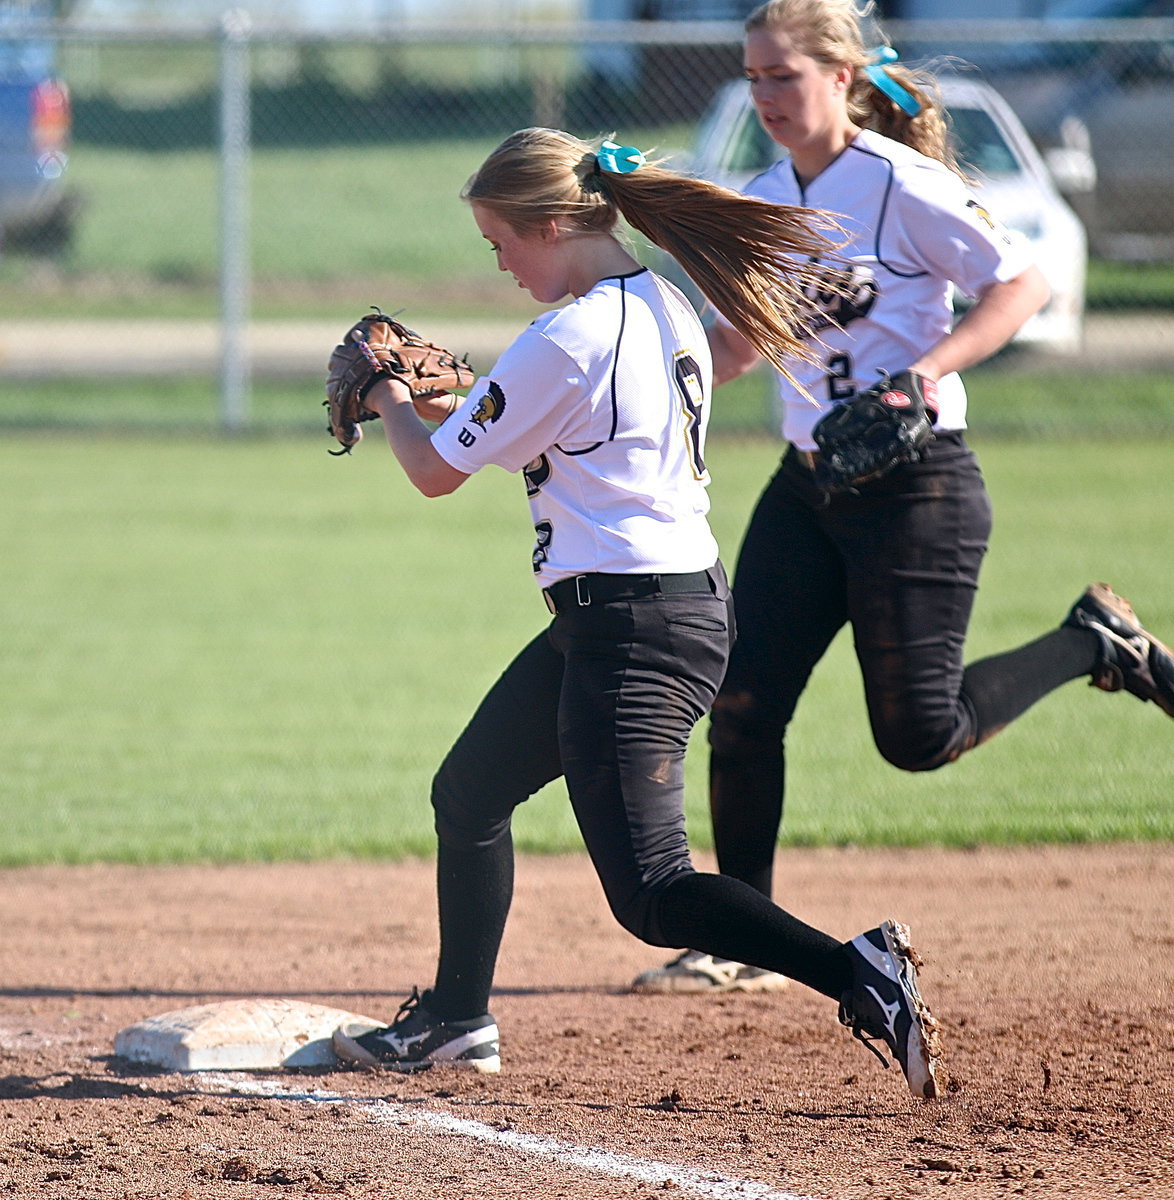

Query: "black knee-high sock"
<box><xmin>654</xmin><ymin>871</ymin><xmax>852</xmax><ymax>1001</ymax></box>
<box><xmin>962</xmin><ymin>627</ymin><xmax>1098</xmax><ymax>742</ymax></box>
<box><xmin>429</xmin><ymin>836</ymin><xmax>513</xmax><ymax>1020</ymax></box>
<box><xmin>709</xmin><ymin>748</ymin><xmax>782</xmax><ymax>898</ymax></box>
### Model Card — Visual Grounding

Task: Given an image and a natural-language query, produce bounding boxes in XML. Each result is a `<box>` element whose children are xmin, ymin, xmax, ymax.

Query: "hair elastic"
<box><xmin>864</xmin><ymin>46</ymin><xmax>921</xmax><ymax>117</ymax></box>
<box><xmin>596</xmin><ymin>139</ymin><xmax>646</xmax><ymax>174</ymax></box>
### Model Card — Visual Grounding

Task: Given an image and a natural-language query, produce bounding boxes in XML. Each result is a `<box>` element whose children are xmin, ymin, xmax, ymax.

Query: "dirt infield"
<box><xmin>1</xmin><ymin>845</ymin><xmax>1170</xmax><ymax>1199</ymax></box>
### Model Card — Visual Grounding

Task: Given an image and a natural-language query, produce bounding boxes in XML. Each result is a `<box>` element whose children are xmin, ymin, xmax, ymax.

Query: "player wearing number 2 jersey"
<box><xmin>633</xmin><ymin>0</ymin><xmax>1174</xmax><ymax>999</ymax></box>
<box><xmin>742</xmin><ymin>125</ymin><xmax>1034</xmax><ymax>448</ymax></box>
<box><xmin>330</xmin><ymin>126</ymin><xmax>949</xmax><ymax>1099</ymax></box>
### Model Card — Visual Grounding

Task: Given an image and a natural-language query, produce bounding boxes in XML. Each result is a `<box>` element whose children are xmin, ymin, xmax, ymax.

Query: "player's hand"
<box><xmin>361</xmin><ymin>374</ymin><xmax>414</xmax><ymax>417</ymax></box>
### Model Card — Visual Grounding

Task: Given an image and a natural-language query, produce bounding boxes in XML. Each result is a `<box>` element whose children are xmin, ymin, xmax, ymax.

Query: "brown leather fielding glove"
<box><xmin>324</xmin><ymin>308</ymin><xmax>474</xmax><ymax>455</ymax></box>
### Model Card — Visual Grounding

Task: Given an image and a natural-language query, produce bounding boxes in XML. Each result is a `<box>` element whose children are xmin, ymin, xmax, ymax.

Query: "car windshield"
<box><xmin>0</xmin><ymin>0</ymin><xmax>55</xmax><ymax>82</ymax></box>
<box><xmin>0</xmin><ymin>41</ymin><xmax>53</xmax><ymax>80</ymax></box>
<box><xmin>948</xmin><ymin>107</ymin><xmax>1019</xmax><ymax>177</ymax></box>
<box><xmin>722</xmin><ymin>104</ymin><xmax>778</xmax><ymax>175</ymax></box>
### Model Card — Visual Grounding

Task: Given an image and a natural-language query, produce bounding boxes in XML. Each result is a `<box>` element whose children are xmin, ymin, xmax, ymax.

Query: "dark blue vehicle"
<box><xmin>0</xmin><ymin>0</ymin><xmax>72</xmax><ymax>251</ymax></box>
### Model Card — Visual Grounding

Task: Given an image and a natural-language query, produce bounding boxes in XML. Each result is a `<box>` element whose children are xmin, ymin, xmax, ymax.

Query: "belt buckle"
<box><xmin>574</xmin><ymin>575</ymin><xmax>591</xmax><ymax>607</ymax></box>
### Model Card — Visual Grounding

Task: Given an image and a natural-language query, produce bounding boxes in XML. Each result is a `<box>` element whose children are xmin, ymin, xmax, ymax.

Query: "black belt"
<box><xmin>543</xmin><ymin>569</ymin><xmax>713</xmax><ymax>615</ymax></box>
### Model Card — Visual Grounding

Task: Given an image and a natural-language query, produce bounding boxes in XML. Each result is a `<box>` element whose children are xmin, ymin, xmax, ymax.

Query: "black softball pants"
<box><xmin>708</xmin><ymin>434</ymin><xmax>990</xmax><ymax>896</ymax></box>
<box><xmin>708</xmin><ymin>431</ymin><xmax>1095</xmax><ymax>897</ymax></box>
<box><xmin>425</xmin><ymin>563</ymin><xmax>853</xmax><ymax>1020</ymax></box>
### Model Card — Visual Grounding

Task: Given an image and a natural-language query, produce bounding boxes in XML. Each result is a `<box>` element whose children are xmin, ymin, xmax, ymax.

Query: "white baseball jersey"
<box><xmin>727</xmin><ymin>127</ymin><xmax>1037</xmax><ymax>448</ymax></box>
<box><xmin>431</xmin><ymin>268</ymin><xmax>719</xmax><ymax>588</ymax></box>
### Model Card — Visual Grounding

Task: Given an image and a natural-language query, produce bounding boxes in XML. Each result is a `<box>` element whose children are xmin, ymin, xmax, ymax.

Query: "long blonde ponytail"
<box><xmin>464</xmin><ymin>127</ymin><xmax>841</xmax><ymax>386</ymax></box>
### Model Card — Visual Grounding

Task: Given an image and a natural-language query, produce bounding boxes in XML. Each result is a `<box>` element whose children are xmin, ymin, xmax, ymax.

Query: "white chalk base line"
<box><xmin>193</xmin><ymin>1071</ymin><xmax>827</xmax><ymax>1200</ymax></box>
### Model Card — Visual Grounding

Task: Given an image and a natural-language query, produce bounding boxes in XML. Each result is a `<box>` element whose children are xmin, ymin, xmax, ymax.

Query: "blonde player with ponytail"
<box><xmin>332</xmin><ymin>125</ymin><xmax>946</xmax><ymax>1099</ymax></box>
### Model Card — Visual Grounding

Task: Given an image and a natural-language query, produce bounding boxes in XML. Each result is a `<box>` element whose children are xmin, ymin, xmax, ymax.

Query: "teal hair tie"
<box><xmin>597</xmin><ymin>139</ymin><xmax>646</xmax><ymax>174</ymax></box>
<box><xmin>864</xmin><ymin>46</ymin><xmax>921</xmax><ymax>117</ymax></box>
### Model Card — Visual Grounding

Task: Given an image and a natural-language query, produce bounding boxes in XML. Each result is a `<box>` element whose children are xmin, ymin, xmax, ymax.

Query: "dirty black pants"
<box><xmin>426</xmin><ymin>563</ymin><xmax>852</xmax><ymax>1019</ymax></box>
<box><xmin>708</xmin><ymin>433</ymin><xmax>993</xmax><ymax>895</ymax></box>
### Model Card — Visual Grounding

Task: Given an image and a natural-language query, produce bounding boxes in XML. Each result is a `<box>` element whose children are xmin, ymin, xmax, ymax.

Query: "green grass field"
<box><xmin>2</xmin><ymin>138</ymin><xmax>1173</xmax><ymax>320</ymax></box>
<box><xmin>5</xmin><ymin>362</ymin><xmax>1174</xmax><ymax>443</ymax></box>
<box><xmin>8</xmin><ymin>351</ymin><xmax>1174</xmax><ymax>437</ymax></box>
<box><xmin>2</xmin><ymin>416</ymin><xmax>1171</xmax><ymax>866</ymax></box>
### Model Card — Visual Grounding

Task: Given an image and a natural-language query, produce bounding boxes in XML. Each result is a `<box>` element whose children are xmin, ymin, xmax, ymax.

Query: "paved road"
<box><xmin>2</xmin><ymin>313</ymin><xmax>1173</xmax><ymax>377</ymax></box>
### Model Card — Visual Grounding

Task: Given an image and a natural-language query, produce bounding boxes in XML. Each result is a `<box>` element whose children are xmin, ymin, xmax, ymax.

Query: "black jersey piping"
<box><xmin>556</xmin><ymin>273</ymin><xmax>632</xmax><ymax>457</ymax></box>
<box><xmin>783</xmin><ymin>141</ymin><xmax>928</xmax><ymax>281</ymax></box>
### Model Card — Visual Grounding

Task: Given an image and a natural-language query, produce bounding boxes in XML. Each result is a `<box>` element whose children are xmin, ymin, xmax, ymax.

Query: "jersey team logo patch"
<box><xmin>967</xmin><ymin>198</ymin><xmax>998</xmax><ymax>231</ymax></box>
<box><xmin>470</xmin><ymin>380</ymin><xmax>507</xmax><ymax>428</ymax></box>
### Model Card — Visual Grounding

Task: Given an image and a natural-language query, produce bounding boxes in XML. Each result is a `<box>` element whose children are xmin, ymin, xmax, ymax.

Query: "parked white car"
<box><xmin>674</xmin><ymin>75</ymin><xmax>1092</xmax><ymax>353</ymax></box>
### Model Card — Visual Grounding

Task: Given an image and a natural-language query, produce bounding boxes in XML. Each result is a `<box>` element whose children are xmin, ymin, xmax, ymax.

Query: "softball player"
<box><xmin>634</xmin><ymin>0</ymin><xmax>1174</xmax><ymax>996</ymax></box>
<box><xmin>331</xmin><ymin>127</ymin><xmax>945</xmax><ymax>1099</ymax></box>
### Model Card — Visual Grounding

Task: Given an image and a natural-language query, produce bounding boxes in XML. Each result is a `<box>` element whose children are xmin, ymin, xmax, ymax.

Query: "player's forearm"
<box><xmin>911</xmin><ymin>266</ymin><xmax>1050</xmax><ymax>381</ymax></box>
<box><xmin>365</xmin><ymin>378</ymin><xmax>468</xmax><ymax>497</ymax></box>
<box><xmin>707</xmin><ymin>321</ymin><xmax>762</xmax><ymax>387</ymax></box>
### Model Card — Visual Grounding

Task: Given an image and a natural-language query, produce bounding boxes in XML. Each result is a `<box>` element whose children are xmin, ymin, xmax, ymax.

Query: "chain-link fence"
<box><xmin>2</xmin><ymin>17</ymin><xmax>1174</xmax><ymax>427</ymax></box>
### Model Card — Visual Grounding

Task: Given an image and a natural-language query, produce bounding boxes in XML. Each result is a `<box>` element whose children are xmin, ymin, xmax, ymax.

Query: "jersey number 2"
<box><xmin>825</xmin><ymin>352</ymin><xmax>855</xmax><ymax>403</ymax></box>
